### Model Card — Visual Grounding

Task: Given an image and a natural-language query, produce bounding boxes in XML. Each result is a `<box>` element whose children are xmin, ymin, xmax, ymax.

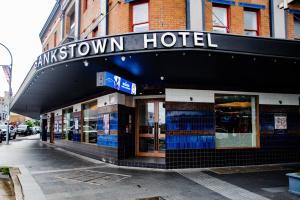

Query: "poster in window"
<box><xmin>74</xmin><ymin>118</ymin><xmax>79</xmax><ymax>130</ymax></box>
<box><xmin>274</xmin><ymin>114</ymin><xmax>287</xmax><ymax>130</ymax></box>
<box><xmin>103</xmin><ymin>114</ymin><xmax>110</xmax><ymax>134</ymax></box>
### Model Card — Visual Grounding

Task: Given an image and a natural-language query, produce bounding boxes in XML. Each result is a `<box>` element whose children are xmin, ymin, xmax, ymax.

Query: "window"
<box><xmin>82</xmin><ymin>101</ymin><xmax>98</xmax><ymax>143</ymax></box>
<box><xmin>131</xmin><ymin>1</ymin><xmax>149</xmax><ymax>32</ymax></box>
<box><xmin>92</xmin><ymin>26</ymin><xmax>98</xmax><ymax>38</ymax></box>
<box><xmin>244</xmin><ymin>10</ymin><xmax>259</xmax><ymax>36</ymax></box>
<box><xmin>215</xmin><ymin>94</ymin><xmax>258</xmax><ymax>148</ymax></box>
<box><xmin>294</xmin><ymin>14</ymin><xmax>300</xmax><ymax>39</ymax></box>
<box><xmin>83</xmin><ymin>0</ymin><xmax>88</xmax><ymax>12</ymax></box>
<box><xmin>212</xmin><ymin>5</ymin><xmax>229</xmax><ymax>33</ymax></box>
<box><xmin>69</xmin><ymin>11</ymin><xmax>75</xmax><ymax>36</ymax></box>
<box><xmin>54</xmin><ymin>32</ymin><xmax>57</xmax><ymax>47</ymax></box>
<box><xmin>63</xmin><ymin>108</ymin><xmax>73</xmax><ymax>140</ymax></box>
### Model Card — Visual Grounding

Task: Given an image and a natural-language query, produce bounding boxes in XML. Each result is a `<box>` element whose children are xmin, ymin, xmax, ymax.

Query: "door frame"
<box><xmin>135</xmin><ymin>98</ymin><xmax>166</xmax><ymax>158</ymax></box>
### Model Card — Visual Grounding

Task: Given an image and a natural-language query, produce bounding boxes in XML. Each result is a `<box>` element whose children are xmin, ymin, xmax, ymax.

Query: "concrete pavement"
<box><xmin>0</xmin><ymin>135</ymin><xmax>299</xmax><ymax>200</ymax></box>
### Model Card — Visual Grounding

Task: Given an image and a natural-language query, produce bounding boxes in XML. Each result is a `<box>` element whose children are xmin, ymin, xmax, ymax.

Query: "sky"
<box><xmin>0</xmin><ymin>0</ymin><xmax>56</xmax><ymax>97</ymax></box>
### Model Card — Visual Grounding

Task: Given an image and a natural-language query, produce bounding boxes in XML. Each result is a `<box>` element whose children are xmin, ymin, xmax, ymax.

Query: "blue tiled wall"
<box><xmin>97</xmin><ymin>134</ymin><xmax>118</xmax><ymax>148</ymax></box>
<box><xmin>166</xmin><ymin>111</ymin><xmax>215</xmax><ymax>150</ymax></box>
<box><xmin>166</xmin><ymin>111</ymin><xmax>214</xmax><ymax>131</ymax></box>
<box><xmin>166</xmin><ymin>135</ymin><xmax>215</xmax><ymax>150</ymax></box>
<box><xmin>72</xmin><ymin>134</ymin><xmax>81</xmax><ymax>142</ymax></box>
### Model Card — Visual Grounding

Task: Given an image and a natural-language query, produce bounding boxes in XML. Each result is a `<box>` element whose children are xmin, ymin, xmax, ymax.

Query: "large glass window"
<box><xmin>212</xmin><ymin>5</ymin><xmax>229</xmax><ymax>33</ymax></box>
<box><xmin>244</xmin><ymin>10</ymin><xmax>259</xmax><ymax>36</ymax></box>
<box><xmin>294</xmin><ymin>14</ymin><xmax>300</xmax><ymax>39</ymax></box>
<box><xmin>132</xmin><ymin>1</ymin><xmax>149</xmax><ymax>32</ymax></box>
<box><xmin>63</xmin><ymin>108</ymin><xmax>73</xmax><ymax>140</ymax></box>
<box><xmin>215</xmin><ymin>94</ymin><xmax>258</xmax><ymax>148</ymax></box>
<box><xmin>82</xmin><ymin>101</ymin><xmax>98</xmax><ymax>143</ymax></box>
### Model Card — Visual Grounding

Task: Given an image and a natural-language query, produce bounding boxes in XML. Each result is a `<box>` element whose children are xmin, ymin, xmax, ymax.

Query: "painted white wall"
<box><xmin>74</xmin><ymin>0</ymin><xmax>80</xmax><ymax>40</ymax></box>
<box><xmin>99</xmin><ymin>0</ymin><xmax>107</xmax><ymax>36</ymax></box>
<box><xmin>190</xmin><ymin>0</ymin><xmax>203</xmax><ymax>31</ymax></box>
<box><xmin>73</xmin><ymin>103</ymin><xmax>81</xmax><ymax>112</ymax></box>
<box><xmin>273</xmin><ymin>0</ymin><xmax>286</xmax><ymax>38</ymax></box>
<box><xmin>166</xmin><ymin>88</ymin><xmax>300</xmax><ymax>106</ymax></box>
<box><xmin>97</xmin><ymin>92</ymin><xmax>134</xmax><ymax>108</ymax></box>
<box><xmin>54</xmin><ymin>109</ymin><xmax>62</xmax><ymax>116</ymax></box>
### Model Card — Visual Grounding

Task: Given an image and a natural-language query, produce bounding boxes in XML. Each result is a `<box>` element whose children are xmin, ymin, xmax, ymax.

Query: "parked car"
<box><xmin>0</xmin><ymin>125</ymin><xmax>16</xmax><ymax>140</ymax></box>
<box><xmin>32</xmin><ymin>126</ymin><xmax>41</xmax><ymax>134</ymax></box>
<box><xmin>16</xmin><ymin>125</ymin><xmax>32</xmax><ymax>136</ymax></box>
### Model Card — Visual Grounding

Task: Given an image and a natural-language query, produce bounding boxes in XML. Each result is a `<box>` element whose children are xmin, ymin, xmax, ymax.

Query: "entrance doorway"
<box><xmin>136</xmin><ymin>99</ymin><xmax>166</xmax><ymax>157</ymax></box>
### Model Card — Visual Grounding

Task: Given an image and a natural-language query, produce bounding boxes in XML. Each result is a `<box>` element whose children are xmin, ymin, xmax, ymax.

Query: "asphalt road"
<box><xmin>0</xmin><ymin>135</ymin><xmax>299</xmax><ymax>200</ymax></box>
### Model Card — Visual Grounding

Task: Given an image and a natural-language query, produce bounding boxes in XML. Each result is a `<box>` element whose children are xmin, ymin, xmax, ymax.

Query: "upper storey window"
<box><xmin>212</xmin><ymin>5</ymin><xmax>229</xmax><ymax>33</ymax></box>
<box><xmin>131</xmin><ymin>1</ymin><xmax>149</xmax><ymax>32</ymax></box>
<box><xmin>69</xmin><ymin>11</ymin><xmax>75</xmax><ymax>35</ymax></box>
<box><xmin>244</xmin><ymin>10</ymin><xmax>259</xmax><ymax>36</ymax></box>
<box><xmin>294</xmin><ymin>14</ymin><xmax>300</xmax><ymax>39</ymax></box>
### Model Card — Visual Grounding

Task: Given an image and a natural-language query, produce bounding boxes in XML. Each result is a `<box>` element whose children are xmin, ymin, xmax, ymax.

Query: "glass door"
<box><xmin>137</xmin><ymin>100</ymin><xmax>165</xmax><ymax>157</ymax></box>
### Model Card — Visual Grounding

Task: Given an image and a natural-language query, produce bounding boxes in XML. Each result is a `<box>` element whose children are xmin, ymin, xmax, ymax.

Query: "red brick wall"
<box><xmin>287</xmin><ymin>3</ymin><xmax>300</xmax><ymax>39</ymax></box>
<box><xmin>108</xmin><ymin>0</ymin><xmax>186</xmax><ymax>35</ymax></box>
<box><xmin>205</xmin><ymin>0</ymin><xmax>270</xmax><ymax>37</ymax></box>
<box><xmin>81</xmin><ymin>0</ymin><xmax>101</xmax><ymax>38</ymax></box>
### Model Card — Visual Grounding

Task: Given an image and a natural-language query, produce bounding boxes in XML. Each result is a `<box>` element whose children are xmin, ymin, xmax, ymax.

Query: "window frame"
<box><xmin>212</xmin><ymin>4</ymin><xmax>230</xmax><ymax>33</ymax></box>
<box><xmin>244</xmin><ymin>8</ymin><xmax>260</xmax><ymax>36</ymax></box>
<box><xmin>54</xmin><ymin>31</ymin><xmax>57</xmax><ymax>47</ymax></box>
<box><xmin>294</xmin><ymin>14</ymin><xmax>300</xmax><ymax>39</ymax></box>
<box><xmin>130</xmin><ymin>0</ymin><xmax>150</xmax><ymax>32</ymax></box>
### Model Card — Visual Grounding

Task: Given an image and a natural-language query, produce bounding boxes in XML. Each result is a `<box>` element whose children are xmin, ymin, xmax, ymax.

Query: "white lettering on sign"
<box><xmin>59</xmin><ymin>46</ymin><xmax>68</xmax><ymax>60</ymax></box>
<box><xmin>194</xmin><ymin>32</ymin><xmax>204</xmax><ymax>47</ymax></box>
<box><xmin>144</xmin><ymin>33</ymin><xmax>157</xmax><ymax>49</ymax></box>
<box><xmin>111</xmin><ymin>37</ymin><xmax>124</xmax><ymax>52</ymax></box>
<box><xmin>161</xmin><ymin>32</ymin><xmax>177</xmax><ymax>48</ymax></box>
<box><xmin>78</xmin><ymin>42</ymin><xmax>90</xmax><ymax>56</ymax></box>
<box><xmin>92</xmin><ymin>39</ymin><xmax>108</xmax><ymax>54</ymax></box>
<box><xmin>36</xmin><ymin>31</ymin><xmax>219</xmax><ymax>68</ymax></box>
<box><xmin>178</xmin><ymin>32</ymin><xmax>190</xmax><ymax>47</ymax></box>
<box><xmin>208</xmin><ymin>33</ymin><xmax>218</xmax><ymax>48</ymax></box>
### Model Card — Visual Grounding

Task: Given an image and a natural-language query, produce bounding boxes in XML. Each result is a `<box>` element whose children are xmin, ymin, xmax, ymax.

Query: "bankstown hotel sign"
<box><xmin>36</xmin><ymin>31</ymin><xmax>219</xmax><ymax>69</ymax></box>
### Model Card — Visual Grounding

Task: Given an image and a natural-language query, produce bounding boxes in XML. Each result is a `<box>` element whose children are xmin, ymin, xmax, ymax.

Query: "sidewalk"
<box><xmin>0</xmin><ymin>177</ymin><xmax>14</xmax><ymax>200</ymax></box>
<box><xmin>0</xmin><ymin>135</ymin><xmax>300</xmax><ymax>200</ymax></box>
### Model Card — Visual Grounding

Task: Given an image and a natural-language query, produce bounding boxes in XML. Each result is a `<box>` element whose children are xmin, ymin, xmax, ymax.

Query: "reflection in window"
<box><xmin>212</xmin><ymin>5</ymin><xmax>229</xmax><ymax>33</ymax></box>
<box><xmin>82</xmin><ymin>101</ymin><xmax>98</xmax><ymax>143</ymax></box>
<box><xmin>132</xmin><ymin>1</ymin><xmax>149</xmax><ymax>32</ymax></box>
<box><xmin>63</xmin><ymin>108</ymin><xmax>73</xmax><ymax>140</ymax></box>
<box><xmin>244</xmin><ymin>10</ymin><xmax>258</xmax><ymax>36</ymax></box>
<box><xmin>138</xmin><ymin>102</ymin><xmax>155</xmax><ymax>134</ymax></box>
<box><xmin>215</xmin><ymin>94</ymin><xmax>258</xmax><ymax>148</ymax></box>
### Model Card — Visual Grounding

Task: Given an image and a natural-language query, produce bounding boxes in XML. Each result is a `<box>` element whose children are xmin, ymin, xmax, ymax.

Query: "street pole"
<box><xmin>0</xmin><ymin>43</ymin><xmax>13</xmax><ymax>145</ymax></box>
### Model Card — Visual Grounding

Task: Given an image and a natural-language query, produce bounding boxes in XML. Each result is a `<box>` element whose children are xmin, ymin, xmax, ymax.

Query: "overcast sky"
<box><xmin>0</xmin><ymin>0</ymin><xmax>56</xmax><ymax>97</ymax></box>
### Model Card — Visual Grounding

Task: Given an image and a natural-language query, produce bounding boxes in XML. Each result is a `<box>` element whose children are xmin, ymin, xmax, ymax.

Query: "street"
<box><xmin>0</xmin><ymin>135</ymin><xmax>299</xmax><ymax>200</ymax></box>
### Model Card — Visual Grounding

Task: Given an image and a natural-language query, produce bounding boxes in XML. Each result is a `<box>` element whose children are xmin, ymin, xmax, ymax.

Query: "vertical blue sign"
<box><xmin>97</xmin><ymin>72</ymin><xmax>137</xmax><ymax>95</ymax></box>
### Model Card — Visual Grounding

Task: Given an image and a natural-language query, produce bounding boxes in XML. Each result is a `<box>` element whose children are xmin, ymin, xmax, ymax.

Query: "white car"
<box><xmin>32</xmin><ymin>126</ymin><xmax>41</xmax><ymax>134</ymax></box>
<box><xmin>0</xmin><ymin>125</ymin><xmax>16</xmax><ymax>140</ymax></box>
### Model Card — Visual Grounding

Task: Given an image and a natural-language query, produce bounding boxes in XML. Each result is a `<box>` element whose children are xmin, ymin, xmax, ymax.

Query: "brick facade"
<box><xmin>41</xmin><ymin>0</ymin><xmax>300</xmax><ymax>51</ymax></box>
<box><xmin>287</xmin><ymin>3</ymin><xmax>300</xmax><ymax>39</ymax></box>
<box><xmin>205</xmin><ymin>0</ymin><xmax>270</xmax><ymax>37</ymax></box>
<box><xmin>81</xmin><ymin>0</ymin><xmax>101</xmax><ymax>38</ymax></box>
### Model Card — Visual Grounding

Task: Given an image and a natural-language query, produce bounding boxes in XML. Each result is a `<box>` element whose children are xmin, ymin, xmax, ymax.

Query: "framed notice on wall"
<box><xmin>103</xmin><ymin>114</ymin><xmax>110</xmax><ymax>134</ymax></box>
<box><xmin>274</xmin><ymin>114</ymin><xmax>287</xmax><ymax>130</ymax></box>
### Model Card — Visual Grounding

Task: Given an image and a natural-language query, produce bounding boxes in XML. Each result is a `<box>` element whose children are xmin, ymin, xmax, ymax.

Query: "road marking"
<box><xmin>179</xmin><ymin>171</ymin><xmax>270</xmax><ymax>200</ymax></box>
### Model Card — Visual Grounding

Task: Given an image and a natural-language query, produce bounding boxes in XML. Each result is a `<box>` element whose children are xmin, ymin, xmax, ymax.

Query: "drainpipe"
<box><xmin>75</xmin><ymin>0</ymin><xmax>81</xmax><ymax>40</ymax></box>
